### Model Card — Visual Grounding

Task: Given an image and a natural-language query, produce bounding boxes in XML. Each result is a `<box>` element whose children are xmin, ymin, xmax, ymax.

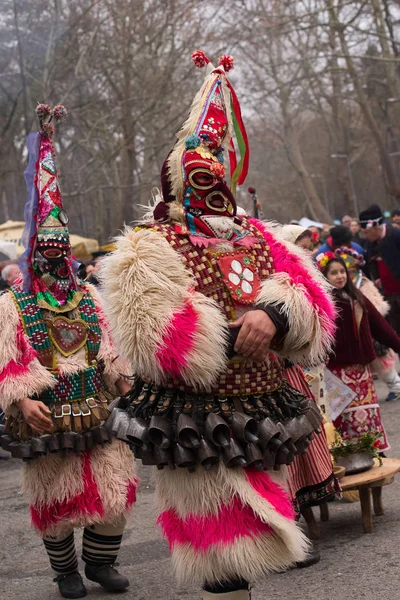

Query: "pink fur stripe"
<box><xmin>125</xmin><ymin>479</ymin><xmax>138</xmax><ymax>509</ymax></box>
<box><xmin>30</xmin><ymin>453</ymin><xmax>104</xmax><ymax>533</ymax></box>
<box><xmin>155</xmin><ymin>300</ymin><xmax>199</xmax><ymax>378</ymax></box>
<box><xmin>249</xmin><ymin>218</ymin><xmax>336</xmax><ymax>330</ymax></box>
<box><xmin>0</xmin><ymin>325</ymin><xmax>37</xmax><ymax>383</ymax></box>
<box><xmin>158</xmin><ymin>496</ymin><xmax>272</xmax><ymax>551</ymax></box>
<box><xmin>245</xmin><ymin>469</ymin><xmax>295</xmax><ymax>520</ymax></box>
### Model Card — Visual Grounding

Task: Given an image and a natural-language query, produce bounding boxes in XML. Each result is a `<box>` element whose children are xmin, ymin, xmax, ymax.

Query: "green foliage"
<box><xmin>330</xmin><ymin>431</ymin><xmax>383</xmax><ymax>466</ymax></box>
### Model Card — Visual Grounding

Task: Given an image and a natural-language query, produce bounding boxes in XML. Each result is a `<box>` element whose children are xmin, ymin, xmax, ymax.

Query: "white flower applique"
<box><xmin>228</xmin><ymin>257</ymin><xmax>254</xmax><ymax>298</ymax></box>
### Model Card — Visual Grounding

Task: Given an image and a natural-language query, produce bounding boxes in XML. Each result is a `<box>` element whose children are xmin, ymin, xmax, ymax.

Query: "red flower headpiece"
<box><xmin>315</xmin><ymin>251</ymin><xmax>336</xmax><ymax>272</ymax></box>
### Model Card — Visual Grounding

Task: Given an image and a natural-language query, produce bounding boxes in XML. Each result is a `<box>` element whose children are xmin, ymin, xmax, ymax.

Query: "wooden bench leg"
<box><xmin>372</xmin><ymin>486</ymin><xmax>384</xmax><ymax>516</ymax></box>
<box><xmin>301</xmin><ymin>507</ymin><xmax>320</xmax><ymax>540</ymax></box>
<box><xmin>359</xmin><ymin>487</ymin><xmax>373</xmax><ymax>533</ymax></box>
<box><xmin>320</xmin><ymin>502</ymin><xmax>330</xmax><ymax>522</ymax></box>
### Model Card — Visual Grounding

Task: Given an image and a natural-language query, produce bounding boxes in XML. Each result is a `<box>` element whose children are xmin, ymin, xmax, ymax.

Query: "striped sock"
<box><xmin>82</xmin><ymin>527</ymin><xmax>123</xmax><ymax>567</ymax></box>
<box><xmin>43</xmin><ymin>532</ymin><xmax>78</xmax><ymax>575</ymax></box>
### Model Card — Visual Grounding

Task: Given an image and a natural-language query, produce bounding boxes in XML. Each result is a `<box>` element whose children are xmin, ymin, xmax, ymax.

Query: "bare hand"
<box><xmin>374</xmin><ymin>279</ymin><xmax>382</xmax><ymax>289</ymax></box>
<box><xmin>17</xmin><ymin>398</ymin><xmax>53</xmax><ymax>434</ymax></box>
<box><xmin>229</xmin><ymin>310</ymin><xmax>277</xmax><ymax>362</ymax></box>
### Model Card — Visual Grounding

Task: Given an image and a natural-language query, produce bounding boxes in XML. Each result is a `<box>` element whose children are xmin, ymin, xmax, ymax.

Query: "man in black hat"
<box><xmin>360</xmin><ymin>204</ymin><xmax>400</xmax><ymax>335</ymax></box>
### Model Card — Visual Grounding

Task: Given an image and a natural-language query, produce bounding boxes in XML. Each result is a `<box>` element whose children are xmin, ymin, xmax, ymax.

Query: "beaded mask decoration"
<box><xmin>19</xmin><ymin>105</ymin><xmax>84</xmax><ymax>312</ymax></box>
<box><xmin>155</xmin><ymin>50</ymin><xmax>250</xmax><ymax>244</ymax></box>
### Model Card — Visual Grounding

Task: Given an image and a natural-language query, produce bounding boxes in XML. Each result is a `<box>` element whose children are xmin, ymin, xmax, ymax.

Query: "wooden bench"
<box><xmin>302</xmin><ymin>457</ymin><xmax>400</xmax><ymax>536</ymax></box>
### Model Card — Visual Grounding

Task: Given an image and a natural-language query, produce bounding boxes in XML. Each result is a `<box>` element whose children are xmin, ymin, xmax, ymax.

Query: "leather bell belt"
<box><xmin>107</xmin><ymin>378</ymin><xmax>324</xmax><ymax>473</ymax></box>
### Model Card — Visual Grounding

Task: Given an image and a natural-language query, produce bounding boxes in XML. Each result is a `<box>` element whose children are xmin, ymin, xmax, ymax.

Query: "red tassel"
<box><xmin>36</xmin><ymin>103</ymin><xmax>51</xmax><ymax>119</ymax></box>
<box><xmin>52</xmin><ymin>105</ymin><xmax>68</xmax><ymax>121</ymax></box>
<box><xmin>219</xmin><ymin>54</ymin><xmax>234</xmax><ymax>72</ymax></box>
<box><xmin>191</xmin><ymin>50</ymin><xmax>210</xmax><ymax>68</ymax></box>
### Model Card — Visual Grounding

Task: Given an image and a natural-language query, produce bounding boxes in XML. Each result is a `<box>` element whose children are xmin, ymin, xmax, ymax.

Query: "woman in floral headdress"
<box><xmin>336</xmin><ymin>246</ymin><xmax>400</xmax><ymax>402</ymax></box>
<box><xmin>316</xmin><ymin>251</ymin><xmax>400</xmax><ymax>451</ymax></box>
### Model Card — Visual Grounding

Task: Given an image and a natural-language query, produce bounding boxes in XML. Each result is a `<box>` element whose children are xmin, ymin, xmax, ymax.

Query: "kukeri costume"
<box><xmin>101</xmin><ymin>52</ymin><xmax>336</xmax><ymax>599</ymax></box>
<box><xmin>0</xmin><ymin>106</ymin><xmax>136</xmax><ymax>598</ymax></box>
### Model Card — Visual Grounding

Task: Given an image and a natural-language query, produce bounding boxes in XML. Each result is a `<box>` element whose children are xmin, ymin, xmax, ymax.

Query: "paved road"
<box><xmin>1</xmin><ymin>380</ymin><xmax>400</xmax><ymax>600</ymax></box>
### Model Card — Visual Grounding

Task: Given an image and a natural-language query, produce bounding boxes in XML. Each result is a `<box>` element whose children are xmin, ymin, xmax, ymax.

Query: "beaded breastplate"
<box><xmin>141</xmin><ymin>217</ymin><xmax>275</xmax><ymax>321</ymax></box>
<box><xmin>141</xmin><ymin>218</ymin><xmax>283</xmax><ymax>396</ymax></box>
<box><xmin>9</xmin><ymin>287</ymin><xmax>102</xmax><ymax>369</ymax></box>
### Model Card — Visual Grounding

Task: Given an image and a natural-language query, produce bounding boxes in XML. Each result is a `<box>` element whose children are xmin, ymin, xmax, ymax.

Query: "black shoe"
<box><xmin>53</xmin><ymin>572</ymin><xmax>87</xmax><ymax>599</ymax></box>
<box><xmin>296</xmin><ymin>547</ymin><xmax>321</xmax><ymax>569</ymax></box>
<box><xmin>85</xmin><ymin>564</ymin><xmax>129</xmax><ymax>592</ymax></box>
<box><xmin>0</xmin><ymin>449</ymin><xmax>10</xmax><ymax>460</ymax></box>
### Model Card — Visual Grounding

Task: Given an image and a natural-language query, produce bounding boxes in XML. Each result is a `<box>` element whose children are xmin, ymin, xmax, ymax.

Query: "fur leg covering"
<box><xmin>25</xmin><ymin>440</ymin><xmax>137</xmax><ymax>538</ymax></box>
<box><xmin>156</xmin><ymin>463</ymin><xmax>308</xmax><ymax>586</ymax></box>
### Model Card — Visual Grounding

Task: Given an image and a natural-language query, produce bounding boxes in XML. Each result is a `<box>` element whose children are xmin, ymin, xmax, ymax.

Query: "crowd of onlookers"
<box><xmin>307</xmin><ymin>206</ymin><xmax>400</xmax><ymax>255</ymax></box>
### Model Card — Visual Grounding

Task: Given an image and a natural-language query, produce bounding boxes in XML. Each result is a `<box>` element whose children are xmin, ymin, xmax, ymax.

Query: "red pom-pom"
<box><xmin>248</xmin><ymin>187</ymin><xmax>256</xmax><ymax>194</ymax></box>
<box><xmin>210</xmin><ymin>162</ymin><xmax>226</xmax><ymax>180</ymax></box>
<box><xmin>219</xmin><ymin>55</ymin><xmax>234</xmax><ymax>72</ymax></box>
<box><xmin>36</xmin><ymin>103</ymin><xmax>51</xmax><ymax>119</ymax></box>
<box><xmin>191</xmin><ymin>50</ymin><xmax>210</xmax><ymax>69</ymax></box>
<box><xmin>52</xmin><ymin>105</ymin><xmax>68</xmax><ymax>121</ymax></box>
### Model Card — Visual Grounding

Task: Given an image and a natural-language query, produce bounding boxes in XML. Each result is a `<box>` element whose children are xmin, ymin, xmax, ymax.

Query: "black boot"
<box><xmin>296</xmin><ymin>544</ymin><xmax>321</xmax><ymax>569</ymax></box>
<box><xmin>53</xmin><ymin>572</ymin><xmax>87</xmax><ymax>599</ymax></box>
<box><xmin>84</xmin><ymin>564</ymin><xmax>129</xmax><ymax>592</ymax></box>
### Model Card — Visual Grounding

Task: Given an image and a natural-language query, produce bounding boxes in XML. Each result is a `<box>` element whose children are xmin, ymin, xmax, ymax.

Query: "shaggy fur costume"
<box><xmin>156</xmin><ymin>464</ymin><xmax>308</xmax><ymax>586</ymax></box>
<box><xmin>100</xmin><ymin>218</ymin><xmax>335</xmax><ymax>585</ymax></box>
<box><xmin>249</xmin><ymin>219</ymin><xmax>336</xmax><ymax>365</ymax></box>
<box><xmin>0</xmin><ymin>284</ymin><xmax>137</xmax><ymax>538</ymax></box>
<box><xmin>100</xmin><ymin>223</ymin><xmax>335</xmax><ymax>388</ymax></box>
<box><xmin>100</xmin><ymin>227</ymin><xmax>229</xmax><ymax>391</ymax></box>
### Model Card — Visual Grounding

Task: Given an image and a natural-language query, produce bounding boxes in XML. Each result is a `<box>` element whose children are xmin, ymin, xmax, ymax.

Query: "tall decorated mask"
<box><xmin>19</xmin><ymin>104</ymin><xmax>85</xmax><ymax>311</ymax></box>
<box><xmin>156</xmin><ymin>51</ymin><xmax>250</xmax><ymax>243</ymax></box>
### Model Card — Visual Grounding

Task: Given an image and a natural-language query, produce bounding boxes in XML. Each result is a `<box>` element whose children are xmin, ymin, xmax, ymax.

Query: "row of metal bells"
<box><xmin>106</xmin><ymin>403</ymin><xmax>321</xmax><ymax>472</ymax></box>
<box><xmin>0</xmin><ymin>425</ymin><xmax>112</xmax><ymax>460</ymax></box>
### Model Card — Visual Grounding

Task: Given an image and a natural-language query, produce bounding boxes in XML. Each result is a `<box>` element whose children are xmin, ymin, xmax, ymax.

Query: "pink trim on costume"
<box><xmin>0</xmin><ymin>359</ymin><xmax>30</xmax><ymax>383</ymax></box>
<box><xmin>157</xmin><ymin>496</ymin><xmax>272</xmax><ymax>551</ymax></box>
<box><xmin>125</xmin><ymin>479</ymin><xmax>138</xmax><ymax>509</ymax></box>
<box><xmin>0</xmin><ymin>325</ymin><xmax>37</xmax><ymax>383</ymax></box>
<box><xmin>30</xmin><ymin>453</ymin><xmax>103</xmax><ymax>533</ymax></box>
<box><xmin>249</xmin><ymin>218</ymin><xmax>336</xmax><ymax>330</ymax></box>
<box><xmin>245</xmin><ymin>468</ymin><xmax>295</xmax><ymax>520</ymax></box>
<box><xmin>155</xmin><ymin>300</ymin><xmax>199</xmax><ymax>378</ymax></box>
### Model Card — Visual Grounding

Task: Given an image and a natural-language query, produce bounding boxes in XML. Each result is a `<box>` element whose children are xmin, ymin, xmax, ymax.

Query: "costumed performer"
<box><xmin>101</xmin><ymin>51</ymin><xmax>337</xmax><ymax>600</ymax></box>
<box><xmin>0</xmin><ymin>105</ymin><xmax>137</xmax><ymax>599</ymax></box>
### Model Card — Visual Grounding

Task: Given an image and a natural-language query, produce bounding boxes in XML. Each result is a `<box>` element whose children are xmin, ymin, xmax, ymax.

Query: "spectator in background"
<box><xmin>391</xmin><ymin>208</ymin><xmax>400</xmax><ymax>229</ymax></box>
<box><xmin>360</xmin><ymin>204</ymin><xmax>400</xmax><ymax>337</ymax></box>
<box><xmin>86</xmin><ymin>252</ymin><xmax>109</xmax><ymax>287</ymax></box>
<box><xmin>350</xmin><ymin>218</ymin><xmax>365</xmax><ymax>247</ymax></box>
<box><xmin>342</xmin><ymin>214</ymin><xmax>352</xmax><ymax>228</ymax></box>
<box><xmin>316</xmin><ymin>225</ymin><xmax>365</xmax><ymax>257</ymax></box>
<box><xmin>308</xmin><ymin>226</ymin><xmax>323</xmax><ymax>252</ymax></box>
<box><xmin>1</xmin><ymin>264</ymin><xmax>20</xmax><ymax>288</ymax></box>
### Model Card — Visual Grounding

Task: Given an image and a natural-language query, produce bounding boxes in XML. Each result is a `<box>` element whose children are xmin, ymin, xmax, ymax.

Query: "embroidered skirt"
<box><xmin>329</xmin><ymin>363</ymin><xmax>390</xmax><ymax>451</ymax></box>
